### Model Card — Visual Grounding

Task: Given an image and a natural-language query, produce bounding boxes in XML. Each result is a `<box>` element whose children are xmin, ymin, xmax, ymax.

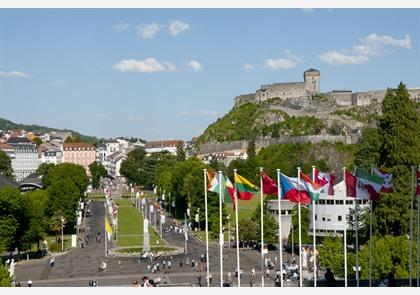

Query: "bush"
<box><xmin>49</xmin><ymin>243</ymin><xmax>62</xmax><ymax>253</ymax></box>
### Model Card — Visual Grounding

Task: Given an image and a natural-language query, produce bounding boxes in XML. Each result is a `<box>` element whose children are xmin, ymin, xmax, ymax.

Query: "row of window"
<box><xmin>316</xmin><ymin>199</ymin><xmax>369</xmax><ymax>205</ymax></box>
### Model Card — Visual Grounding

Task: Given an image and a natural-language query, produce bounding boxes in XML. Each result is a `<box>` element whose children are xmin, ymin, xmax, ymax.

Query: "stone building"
<box><xmin>145</xmin><ymin>140</ymin><xmax>184</xmax><ymax>155</ymax></box>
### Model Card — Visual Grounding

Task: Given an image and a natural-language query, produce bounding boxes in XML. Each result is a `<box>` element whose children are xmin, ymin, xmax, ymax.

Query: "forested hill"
<box><xmin>0</xmin><ymin>117</ymin><xmax>99</xmax><ymax>143</ymax></box>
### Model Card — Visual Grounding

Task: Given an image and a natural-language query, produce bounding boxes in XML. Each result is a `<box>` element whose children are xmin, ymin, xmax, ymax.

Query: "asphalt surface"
<box><xmin>14</xmin><ymin>195</ymin><xmax>304</xmax><ymax>287</ymax></box>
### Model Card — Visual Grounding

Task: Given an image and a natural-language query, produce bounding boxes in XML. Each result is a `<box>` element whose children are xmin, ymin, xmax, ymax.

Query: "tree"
<box><xmin>238</xmin><ymin>219</ymin><xmax>258</xmax><ymax>243</ymax></box>
<box><xmin>354</xmin><ymin>127</ymin><xmax>380</xmax><ymax>170</ymax></box>
<box><xmin>32</xmin><ymin>137</ymin><xmax>42</xmax><ymax>146</ymax></box>
<box><xmin>176</xmin><ymin>142</ymin><xmax>186</xmax><ymax>161</ymax></box>
<box><xmin>289</xmin><ymin>205</ymin><xmax>311</xmax><ymax>246</ymax></box>
<box><xmin>247</xmin><ymin>137</ymin><xmax>256</xmax><ymax>160</ymax></box>
<box><xmin>120</xmin><ymin>147</ymin><xmax>147</xmax><ymax>186</ymax></box>
<box><xmin>251</xmin><ymin>199</ymin><xmax>278</xmax><ymax>244</ymax></box>
<box><xmin>46</xmin><ymin>179</ymin><xmax>81</xmax><ymax>229</ymax></box>
<box><xmin>64</xmin><ymin>136</ymin><xmax>73</xmax><ymax>143</ymax></box>
<box><xmin>89</xmin><ymin>161</ymin><xmax>107</xmax><ymax>189</ymax></box>
<box><xmin>0</xmin><ymin>150</ymin><xmax>13</xmax><ymax>179</ymax></box>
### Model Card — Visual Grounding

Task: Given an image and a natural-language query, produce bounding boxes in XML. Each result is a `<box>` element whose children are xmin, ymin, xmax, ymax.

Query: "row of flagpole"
<box><xmin>200</xmin><ymin>165</ymin><xmax>420</xmax><ymax>287</ymax></box>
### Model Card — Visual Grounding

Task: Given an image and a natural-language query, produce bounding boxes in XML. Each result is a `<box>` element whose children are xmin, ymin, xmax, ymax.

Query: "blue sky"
<box><xmin>0</xmin><ymin>9</ymin><xmax>419</xmax><ymax>141</ymax></box>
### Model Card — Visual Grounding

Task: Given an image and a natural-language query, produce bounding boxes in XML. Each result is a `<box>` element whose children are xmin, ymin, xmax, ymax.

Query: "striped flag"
<box><xmin>313</xmin><ymin>169</ymin><xmax>336</xmax><ymax>195</ymax></box>
<box><xmin>234</xmin><ymin>173</ymin><xmax>259</xmax><ymax>200</ymax></box>
<box><xmin>372</xmin><ymin>167</ymin><xmax>394</xmax><ymax>193</ymax></box>
<box><xmin>355</xmin><ymin>167</ymin><xmax>383</xmax><ymax>202</ymax></box>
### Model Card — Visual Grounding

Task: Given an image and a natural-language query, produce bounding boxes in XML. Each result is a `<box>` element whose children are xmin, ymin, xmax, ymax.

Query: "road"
<box><xmin>15</xmin><ymin>197</ymin><xmax>302</xmax><ymax>287</ymax></box>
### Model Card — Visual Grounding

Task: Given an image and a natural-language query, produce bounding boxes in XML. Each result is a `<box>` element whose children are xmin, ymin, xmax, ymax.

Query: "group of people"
<box><xmin>147</xmin><ymin>259</ymin><xmax>172</xmax><ymax>274</ymax></box>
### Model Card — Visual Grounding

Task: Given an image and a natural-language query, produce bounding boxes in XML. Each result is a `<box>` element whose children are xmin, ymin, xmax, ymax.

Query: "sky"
<box><xmin>0</xmin><ymin>9</ymin><xmax>419</xmax><ymax>141</ymax></box>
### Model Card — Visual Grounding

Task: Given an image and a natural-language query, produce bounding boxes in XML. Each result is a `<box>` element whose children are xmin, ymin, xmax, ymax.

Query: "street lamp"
<box><xmin>227</xmin><ymin>214</ymin><xmax>231</xmax><ymax>248</ymax></box>
<box><xmin>61</xmin><ymin>216</ymin><xmax>66</xmax><ymax>252</ymax></box>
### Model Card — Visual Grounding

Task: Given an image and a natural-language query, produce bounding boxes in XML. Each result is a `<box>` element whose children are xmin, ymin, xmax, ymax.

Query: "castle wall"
<box><xmin>234</xmin><ymin>93</ymin><xmax>256</xmax><ymax>107</ymax></box>
<box><xmin>255</xmin><ymin>82</ymin><xmax>307</xmax><ymax>103</ymax></box>
<box><xmin>329</xmin><ymin>90</ymin><xmax>353</xmax><ymax>106</ymax></box>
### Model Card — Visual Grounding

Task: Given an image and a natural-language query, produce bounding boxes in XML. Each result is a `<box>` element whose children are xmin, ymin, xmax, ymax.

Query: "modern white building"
<box><xmin>40</xmin><ymin>149</ymin><xmax>63</xmax><ymax>165</ymax></box>
<box><xmin>310</xmin><ymin>180</ymin><xmax>369</xmax><ymax>236</ymax></box>
<box><xmin>6</xmin><ymin>137</ymin><xmax>39</xmax><ymax>181</ymax></box>
<box><xmin>108</xmin><ymin>151</ymin><xmax>126</xmax><ymax>178</ymax></box>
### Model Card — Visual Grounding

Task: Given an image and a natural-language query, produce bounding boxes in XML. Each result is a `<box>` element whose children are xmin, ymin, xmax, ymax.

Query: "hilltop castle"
<box><xmin>234</xmin><ymin>69</ymin><xmax>420</xmax><ymax>107</ymax></box>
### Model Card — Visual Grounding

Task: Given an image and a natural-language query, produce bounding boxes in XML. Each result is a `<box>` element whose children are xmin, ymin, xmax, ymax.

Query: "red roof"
<box><xmin>63</xmin><ymin>142</ymin><xmax>95</xmax><ymax>150</ymax></box>
<box><xmin>0</xmin><ymin>143</ymin><xmax>13</xmax><ymax>150</ymax></box>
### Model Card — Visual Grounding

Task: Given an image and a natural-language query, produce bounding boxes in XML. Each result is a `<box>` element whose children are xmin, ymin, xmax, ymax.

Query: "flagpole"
<box><xmin>343</xmin><ymin>167</ymin><xmax>348</xmax><ymax>287</ymax></box>
<box><xmin>410</xmin><ymin>166</ymin><xmax>415</xmax><ymax>287</ymax></box>
<box><xmin>355</xmin><ymin>183</ymin><xmax>360</xmax><ymax>287</ymax></box>
<box><xmin>104</xmin><ymin>216</ymin><xmax>107</xmax><ymax>257</ymax></box>
<box><xmin>218</xmin><ymin>171</ymin><xmax>224</xmax><ymax>287</ymax></box>
<box><xmin>276</xmin><ymin>169</ymin><xmax>283</xmax><ymax>287</ymax></box>
<box><xmin>259</xmin><ymin>167</ymin><xmax>265</xmax><ymax>287</ymax></box>
<box><xmin>233</xmin><ymin>169</ymin><xmax>241</xmax><ymax>287</ymax></box>
<box><xmin>312</xmin><ymin>165</ymin><xmax>317</xmax><ymax>287</ymax></box>
<box><xmin>204</xmin><ymin>169</ymin><xmax>210</xmax><ymax>287</ymax></box>
<box><xmin>369</xmin><ymin>165</ymin><xmax>373</xmax><ymax>287</ymax></box>
<box><xmin>297</xmin><ymin>166</ymin><xmax>303</xmax><ymax>288</ymax></box>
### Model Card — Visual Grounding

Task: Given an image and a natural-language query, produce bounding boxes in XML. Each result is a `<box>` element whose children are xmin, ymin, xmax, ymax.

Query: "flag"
<box><xmin>416</xmin><ymin>170</ymin><xmax>420</xmax><ymax>196</ymax></box>
<box><xmin>372</xmin><ymin>167</ymin><xmax>394</xmax><ymax>193</ymax></box>
<box><xmin>105</xmin><ymin>218</ymin><xmax>113</xmax><ymax>241</ymax></box>
<box><xmin>279</xmin><ymin>173</ymin><xmax>312</xmax><ymax>205</ymax></box>
<box><xmin>207</xmin><ymin>171</ymin><xmax>235</xmax><ymax>204</ymax></box>
<box><xmin>300</xmin><ymin>172</ymin><xmax>324</xmax><ymax>201</ymax></box>
<box><xmin>234</xmin><ymin>173</ymin><xmax>259</xmax><ymax>200</ymax></box>
<box><xmin>345</xmin><ymin>171</ymin><xmax>357</xmax><ymax>198</ymax></box>
<box><xmin>314</xmin><ymin>169</ymin><xmax>336</xmax><ymax>195</ymax></box>
<box><xmin>184</xmin><ymin>214</ymin><xmax>188</xmax><ymax>241</ymax></box>
<box><xmin>355</xmin><ymin>167</ymin><xmax>383</xmax><ymax>202</ymax></box>
<box><xmin>261</xmin><ymin>172</ymin><xmax>278</xmax><ymax>196</ymax></box>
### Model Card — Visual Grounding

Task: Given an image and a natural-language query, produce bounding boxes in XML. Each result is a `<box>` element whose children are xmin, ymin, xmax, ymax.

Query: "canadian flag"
<box><xmin>313</xmin><ymin>169</ymin><xmax>336</xmax><ymax>196</ymax></box>
<box><xmin>416</xmin><ymin>170</ymin><xmax>420</xmax><ymax>196</ymax></box>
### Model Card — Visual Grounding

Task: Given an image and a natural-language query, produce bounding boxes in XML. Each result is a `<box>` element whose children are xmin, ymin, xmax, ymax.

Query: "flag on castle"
<box><xmin>416</xmin><ymin>170</ymin><xmax>420</xmax><ymax>196</ymax></box>
<box><xmin>279</xmin><ymin>173</ymin><xmax>312</xmax><ymax>204</ymax></box>
<box><xmin>234</xmin><ymin>173</ymin><xmax>259</xmax><ymax>200</ymax></box>
<box><xmin>261</xmin><ymin>171</ymin><xmax>278</xmax><ymax>196</ymax></box>
<box><xmin>207</xmin><ymin>170</ymin><xmax>235</xmax><ymax>204</ymax></box>
<box><xmin>313</xmin><ymin>169</ymin><xmax>336</xmax><ymax>195</ymax></box>
<box><xmin>372</xmin><ymin>167</ymin><xmax>394</xmax><ymax>193</ymax></box>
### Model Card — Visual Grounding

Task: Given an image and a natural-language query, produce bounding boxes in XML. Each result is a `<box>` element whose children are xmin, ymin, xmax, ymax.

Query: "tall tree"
<box><xmin>289</xmin><ymin>205</ymin><xmax>311</xmax><ymax>246</ymax></box>
<box><xmin>354</xmin><ymin>127</ymin><xmax>380</xmax><ymax>170</ymax></box>
<box><xmin>32</xmin><ymin>137</ymin><xmax>42</xmax><ymax>146</ymax></box>
<box><xmin>251</xmin><ymin>199</ymin><xmax>278</xmax><ymax>244</ymax></box>
<box><xmin>0</xmin><ymin>150</ymin><xmax>13</xmax><ymax>179</ymax></box>
<box><xmin>176</xmin><ymin>142</ymin><xmax>186</xmax><ymax>161</ymax></box>
<box><xmin>64</xmin><ymin>136</ymin><xmax>73</xmax><ymax>143</ymax></box>
<box><xmin>89</xmin><ymin>161</ymin><xmax>107</xmax><ymax>189</ymax></box>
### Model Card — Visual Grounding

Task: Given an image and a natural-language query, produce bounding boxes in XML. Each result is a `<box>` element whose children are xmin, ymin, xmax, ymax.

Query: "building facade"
<box><xmin>62</xmin><ymin>142</ymin><xmax>96</xmax><ymax>174</ymax></box>
<box><xmin>41</xmin><ymin>150</ymin><xmax>63</xmax><ymax>165</ymax></box>
<box><xmin>145</xmin><ymin>140</ymin><xmax>184</xmax><ymax>155</ymax></box>
<box><xmin>267</xmin><ymin>199</ymin><xmax>296</xmax><ymax>242</ymax></box>
<box><xmin>6</xmin><ymin>138</ymin><xmax>39</xmax><ymax>181</ymax></box>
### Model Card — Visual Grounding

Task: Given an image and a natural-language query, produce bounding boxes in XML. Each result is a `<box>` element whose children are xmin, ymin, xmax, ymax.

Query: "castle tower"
<box><xmin>304</xmin><ymin>68</ymin><xmax>320</xmax><ymax>94</ymax></box>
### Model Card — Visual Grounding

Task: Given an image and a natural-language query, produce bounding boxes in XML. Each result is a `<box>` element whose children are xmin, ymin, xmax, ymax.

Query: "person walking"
<box><xmin>251</xmin><ymin>267</ymin><xmax>256</xmax><ymax>279</ymax></box>
<box><xmin>50</xmin><ymin>255</ymin><xmax>55</xmax><ymax>267</ymax></box>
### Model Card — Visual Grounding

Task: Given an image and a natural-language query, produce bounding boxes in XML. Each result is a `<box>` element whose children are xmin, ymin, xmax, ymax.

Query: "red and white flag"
<box><xmin>373</xmin><ymin>167</ymin><xmax>394</xmax><ymax>193</ymax></box>
<box><xmin>314</xmin><ymin>169</ymin><xmax>336</xmax><ymax>195</ymax></box>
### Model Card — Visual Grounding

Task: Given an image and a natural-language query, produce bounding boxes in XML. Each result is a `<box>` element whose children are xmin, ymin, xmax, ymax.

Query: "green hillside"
<box><xmin>0</xmin><ymin>117</ymin><xmax>99</xmax><ymax>143</ymax></box>
<box><xmin>196</xmin><ymin>102</ymin><xmax>325</xmax><ymax>145</ymax></box>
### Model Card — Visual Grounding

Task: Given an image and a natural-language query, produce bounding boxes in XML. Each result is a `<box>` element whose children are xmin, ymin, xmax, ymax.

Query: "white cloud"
<box><xmin>113</xmin><ymin>58</ymin><xmax>177</xmax><ymax>73</ymax></box>
<box><xmin>180</xmin><ymin>110</ymin><xmax>217</xmax><ymax>116</ymax></box>
<box><xmin>187</xmin><ymin>60</ymin><xmax>203</xmax><ymax>72</ymax></box>
<box><xmin>264</xmin><ymin>54</ymin><xmax>303</xmax><ymax>70</ymax></box>
<box><xmin>113</xmin><ymin>21</ymin><xmax>130</xmax><ymax>32</ymax></box>
<box><xmin>169</xmin><ymin>20</ymin><xmax>190</xmax><ymax>36</ymax></box>
<box><xmin>0</xmin><ymin>70</ymin><xmax>31</xmax><ymax>78</ymax></box>
<box><xmin>319</xmin><ymin>33</ymin><xmax>411</xmax><ymax>65</ymax></box>
<box><xmin>136</xmin><ymin>22</ymin><xmax>163</xmax><ymax>39</ymax></box>
<box><xmin>128</xmin><ymin>116</ymin><xmax>143</xmax><ymax>122</ymax></box>
<box><xmin>243</xmin><ymin>63</ymin><xmax>254</xmax><ymax>70</ymax></box>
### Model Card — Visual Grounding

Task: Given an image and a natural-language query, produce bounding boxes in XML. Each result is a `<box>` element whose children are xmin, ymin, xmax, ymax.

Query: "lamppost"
<box><xmin>61</xmin><ymin>216</ymin><xmax>66</xmax><ymax>252</ymax></box>
<box><xmin>227</xmin><ymin>214</ymin><xmax>231</xmax><ymax>248</ymax></box>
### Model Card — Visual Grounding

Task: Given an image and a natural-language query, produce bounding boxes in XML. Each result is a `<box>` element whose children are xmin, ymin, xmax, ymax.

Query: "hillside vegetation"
<box><xmin>0</xmin><ymin>117</ymin><xmax>98</xmax><ymax>143</ymax></box>
<box><xmin>196</xmin><ymin>103</ymin><xmax>325</xmax><ymax>145</ymax></box>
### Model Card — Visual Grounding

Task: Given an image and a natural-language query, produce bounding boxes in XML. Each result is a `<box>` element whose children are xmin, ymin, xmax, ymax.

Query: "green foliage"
<box><xmin>176</xmin><ymin>142</ymin><xmax>186</xmax><ymax>161</ymax></box>
<box><xmin>247</xmin><ymin>138</ymin><xmax>256</xmax><ymax>160</ymax></box>
<box><xmin>47</xmin><ymin>179</ymin><xmax>80</xmax><ymax>228</ymax></box>
<box><xmin>89</xmin><ymin>161</ymin><xmax>107</xmax><ymax>189</ymax></box>
<box><xmin>354</xmin><ymin>127</ymin><xmax>380</xmax><ymax>170</ymax></box>
<box><xmin>251</xmin><ymin>200</ymin><xmax>278</xmax><ymax>244</ymax></box>
<box><xmin>332</xmin><ymin>106</ymin><xmax>379</xmax><ymax>123</ymax></box>
<box><xmin>64</xmin><ymin>136</ymin><xmax>73</xmax><ymax>143</ymax></box>
<box><xmin>311</xmin><ymin>92</ymin><xmax>331</xmax><ymax>102</ymax></box>
<box><xmin>0</xmin><ymin>264</ymin><xmax>12</xmax><ymax>287</ymax></box>
<box><xmin>32</xmin><ymin>137</ymin><xmax>42</xmax><ymax>145</ymax></box>
<box><xmin>0</xmin><ymin>150</ymin><xmax>14</xmax><ymax>179</ymax></box>
<box><xmin>238</xmin><ymin>218</ymin><xmax>258</xmax><ymax>243</ymax></box>
<box><xmin>36</xmin><ymin>162</ymin><xmax>55</xmax><ymax>179</ymax></box>
<box><xmin>359</xmin><ymin>235</ymin><xmax>417</xmax><ymax>280</ymax></box>
<box><xmin>22</xmin><ymin>190</ymin><xmax>49</xmax><ymax>250</ymax></box>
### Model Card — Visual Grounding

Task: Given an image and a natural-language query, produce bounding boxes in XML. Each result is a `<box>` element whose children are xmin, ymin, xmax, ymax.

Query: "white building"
<box><xmin>310</xmin><ymin>180</ymin><xmax>369</xmax><ymax>236</ymax></box>
<box><xmin>267</xmin><ymin>199</ymin><xmax>296</xmax><ymax>242</ymax></box>
<box><xmin>6</xmin><ymin>137</ymin><xmax>39</xmax><ymax>181</ymax></box>
<box><xmin>145</xmin><ymin>140</ymin><xmax>184</xmax><ymax>155</ymax></box>
<box><xmin>41</xmin><ymin>149</ymin><xmax>63</xmax><ymax>165</ymax></box>
<box><xmin>108</xmin><ymin>151</ymin><xmax>126</xmax><ymax>178</ymax></box>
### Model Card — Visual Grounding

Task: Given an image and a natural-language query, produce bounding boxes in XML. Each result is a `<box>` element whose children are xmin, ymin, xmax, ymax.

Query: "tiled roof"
<box><xmin>63</xmin><ymin>142</ymin><xmax>94</xmax><ymax>150</ymax></box>
<box><xmin>0</xmin><ymin>143</ymin><xmax>13</xmax><ymax>150</ymax></box>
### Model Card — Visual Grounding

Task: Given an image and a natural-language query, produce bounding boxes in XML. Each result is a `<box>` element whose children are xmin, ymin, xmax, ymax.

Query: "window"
<box><xmin>315</xmin><ymin>214</ymin><xmax>317</xmax><ymax>221</ymax></box>
<box><xmin>322</xmin><ymin>217</ymin><xmax>326</xmax><ymax>221</ymax></box>
<box><xmin>338</xmin><ymin>215</ymin><xmax>342</xmax><ymax>221</ymax></box>
<box><xmin>327</xmin><ymin>200</ymin><xmax>334</xmax><ymax>205</ymax></box>
<box><xmin>346</xmin><ymin>200</ymin><xmax>354</xmax><ymax>205</ymax></box>
<box><xmin>318</xmin><ymin>200</ymin><xmax>326</xmax><ymax>205</ymax></box>
<box><xmin>335</xmin><ymin>200</ymin><xmax>344</xmax><ymax>205</ymax></box>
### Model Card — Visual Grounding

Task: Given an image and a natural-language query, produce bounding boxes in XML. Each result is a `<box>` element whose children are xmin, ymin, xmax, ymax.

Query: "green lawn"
<box><xmin>225</xmin><ymin>195</ymin><xmax>260</xmax><ymax>222</ymax></box>
<box><xmin>87</xmin><ymin>193</ymin><xmax>105</xmax><ymax>200</ymax></box>
<box><xmin>116</xmin><ymin>198</ymin><xmax>165</xmax><ymax>247</ymax></box>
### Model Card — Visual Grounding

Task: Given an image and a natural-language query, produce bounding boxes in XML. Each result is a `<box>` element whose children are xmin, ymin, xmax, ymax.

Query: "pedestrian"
<box><xmin>156</xmin><ymin>262</ymin><xmax>160</xmax><ymax>272</ymax></box>
<box><xmin>197</xmin><ymin>274</ymin><xmax>202</xmax><ymax>287</ymax></box>
<box><xmin>227</xmin><ymin>272</ymin><xmax>232</xmax><ymax>284</ymax></box>
<box><xmin>97</xmin><ymin>232</ymin><xmax>101</xmax><ymax>243</ymax></box>
<box><xmin>163</xmin><ymin>260</ymin><xmax>166</xmax><ymax>270</ymax></box>
<box><xmin>265</xmin><ymin>268</ymin><xmax>270</xmax><ymax>279</ymax></box>
<box><xmin>50</xmin><ymin>255</ymin><xmax>55</xmax><ymax>267</ymax></box>
<box><xmin>186</xmin><ymin>257</ymin><xmax>189</xmax><ymax>265</ymax></box>
<box><xmin>191</xmin><ymin>257</ymin><xmax>195</xmax><ymax>267</ymax></box>
<box><xmin>168</xmin><ymin>261</ymin><xmax>171</xmax><ymax>270</ymax></box>
<box><xmin>147</xmin><ymin>264</ymin><xmax>151</xmax><ymax>272</ymax></box>
<box><xmin>27</xmin><ymin>279</ymin><xmax>32</xmax><ymax>287</ymax></box>
<box><xmin>179</xmin><ymin>260</ymin><xmax>183</xmax><ymax>267</ymax></box>
<box><xmin>251</xmin><ymin>267</ymin><xmax>256</xmax><ymax>278</ymax></box>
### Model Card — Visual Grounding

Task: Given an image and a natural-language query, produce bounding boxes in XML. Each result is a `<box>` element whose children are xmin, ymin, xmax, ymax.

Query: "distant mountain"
<box><xmin>0</xmin><ymin>117</ymin><xmax>99</xmax><ymax>143</ymax></box>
